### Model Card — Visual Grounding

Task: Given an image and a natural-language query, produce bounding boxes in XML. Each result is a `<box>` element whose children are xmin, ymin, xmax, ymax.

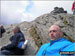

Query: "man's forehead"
<box><xmin>49</xmin><ymin>25</ymin><xmax>60</xmax><ymax>31</ymax></box>
<box><xmin>50</xmin><ymin>27</ymin><xmax>58</xmax><ymax>31</ymax></box>
<box><xmin>13</xmin><ymin>28</ymin><xmax>17</xmax><ymax>30</ymax></box>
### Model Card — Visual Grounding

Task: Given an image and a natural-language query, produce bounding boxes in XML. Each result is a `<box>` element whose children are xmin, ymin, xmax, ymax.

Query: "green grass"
<box><xmin>29</xmin><ymin>26</ymin><xmax>43</xmax><ymax>48</ymax></box>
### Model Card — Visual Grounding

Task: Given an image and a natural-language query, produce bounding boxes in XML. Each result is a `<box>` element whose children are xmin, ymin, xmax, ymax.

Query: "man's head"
<box><xmin>49</xmin><ymin>25</ymin><xmax>63</xmax><ymax>40</ymax></box>
<box><xmin>13</xmin><ymin>26</ymin><xmax>20</xmax><ymax>34</ymax></box>
<box><xmin>0</xmin><ymin>25</ymin><xmax>3</xmax><ymax>28</ymax></box>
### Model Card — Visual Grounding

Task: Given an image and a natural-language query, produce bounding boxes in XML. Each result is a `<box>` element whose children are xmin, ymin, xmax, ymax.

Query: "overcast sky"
<box><xmin>1</xmin><ymin>0</ymin><xmax>74</xmax><ymax>25</ymax></box>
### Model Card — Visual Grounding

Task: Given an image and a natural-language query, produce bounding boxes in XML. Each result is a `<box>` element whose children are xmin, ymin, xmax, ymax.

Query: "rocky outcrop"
<box><xmin>0</xmin><ymin>12</ymin><xmax>75</xmax><ymax>55</ymax></box>
<box><xmin>32</xmin><ymin>13</ymin><xmax>75</xmax><ymax>43</ymax></box>
<box><xmin>51</xmin><ymin>7</ymin><xmax>67</xmax><ymax>14</ymax></box>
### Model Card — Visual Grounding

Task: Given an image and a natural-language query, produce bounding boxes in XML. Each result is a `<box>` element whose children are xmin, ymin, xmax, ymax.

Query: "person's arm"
<box><xmin>72</xmin><ymin>2</ymin><xmax>74</xmax><ymax>10</ymax></box>
<box><xmin>1</xmin><ymin>27</ymin><xmax>5</xmax><ymax>33</ymax></box>
<box><xmin>1</xmin><ymin>34</ymin><xmax>21</xmax><ymax>50</ymax></box>
<box><xmin>60</xmin><ymin>43</ymin><xmax>75</xmax><ymax>55</ymax></box>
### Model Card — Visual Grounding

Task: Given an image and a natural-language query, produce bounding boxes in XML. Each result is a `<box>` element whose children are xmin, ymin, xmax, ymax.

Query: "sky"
<box><xmin>0</xmin><ymin>0</ymin><xmax>74</xmax><ymax>25</ymax></box>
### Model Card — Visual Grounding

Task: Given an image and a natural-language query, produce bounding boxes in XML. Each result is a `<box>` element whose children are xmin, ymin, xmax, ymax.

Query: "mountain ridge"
<box><xmin>0</xmin><ymin>12</ymin><xmax>75</xmax><ymax>55</ymax></box>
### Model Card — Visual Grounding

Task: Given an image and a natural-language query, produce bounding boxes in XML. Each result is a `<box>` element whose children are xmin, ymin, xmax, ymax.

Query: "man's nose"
<box><xmin>50</xmin><ymin>32</ymin><xmax>54</xmax><ymax>35</ymax></box>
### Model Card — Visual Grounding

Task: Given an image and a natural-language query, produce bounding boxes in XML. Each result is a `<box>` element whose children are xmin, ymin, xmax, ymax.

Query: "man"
<box><xmin>0</xmin><ymin>25</ymin><xmax>6</xmax><ymax>38</ymax></box>
<box><xmin>36</xmin><ymin>25</ymin><xmax>75</xmax><ymax>56</ymax></box>
<box><xmin>72</xmin><ymin>1</ymin><xmax>75</xmax><ymax>15</ymax></box>
<box><xmin>1</xmin><ymin>26</ymin><xmax>25</xmax><ymax>55</ymax></box>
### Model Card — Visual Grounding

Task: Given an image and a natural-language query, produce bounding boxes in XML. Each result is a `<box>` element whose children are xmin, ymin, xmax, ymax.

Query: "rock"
<box><xmin>51</xmin><ymin>7</ymin><xmax>67</xmax><ymax>14</ymax></box>
<box><xmin>0</xmin><ymin>12</ymin><xmax>75</xmax><ymax>55</ymax></box>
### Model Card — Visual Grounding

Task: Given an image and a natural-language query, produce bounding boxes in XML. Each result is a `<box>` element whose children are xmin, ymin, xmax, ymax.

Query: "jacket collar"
<box><xmin>48</xmin><ymin>37</ymin><xmax>66</xmax><ymax>45</ymax></box>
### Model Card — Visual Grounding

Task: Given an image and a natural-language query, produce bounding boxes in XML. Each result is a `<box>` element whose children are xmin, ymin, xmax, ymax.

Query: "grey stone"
<box><xmin>0</xmin><ymin>13</ymin><xmax>75</xmax><ymax>55</ymax></box>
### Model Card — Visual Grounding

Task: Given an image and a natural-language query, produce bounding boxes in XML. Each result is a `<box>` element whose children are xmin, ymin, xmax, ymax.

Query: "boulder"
<box><xmin>51</xmin><ymin>7</ymin><xmax>67</xmax><ymax>14</ymax></box>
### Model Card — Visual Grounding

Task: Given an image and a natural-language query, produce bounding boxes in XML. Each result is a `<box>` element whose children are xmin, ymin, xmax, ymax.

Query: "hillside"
<box><xmin>0</xmin><ymin>12</ymin><xmax>75</xmax><ymax>55</ymax></box>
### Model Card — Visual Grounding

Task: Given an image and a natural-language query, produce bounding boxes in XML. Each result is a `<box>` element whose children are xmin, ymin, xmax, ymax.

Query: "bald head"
<box><xmin>49</xmin><ymin>25</ymin><xmax>61</xmax><ymax>32</ymax></box>
<box><xmin>49</xmin><ymin>25</ymin><xmax>63</xmax><ymax>40</ymax></box>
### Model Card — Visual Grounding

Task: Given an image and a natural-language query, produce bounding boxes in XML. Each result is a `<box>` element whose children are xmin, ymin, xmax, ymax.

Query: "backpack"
<box><xmin>17</xmin><ymin>40</ymin><xmax>28</xmax><ymax>49</ymax></box>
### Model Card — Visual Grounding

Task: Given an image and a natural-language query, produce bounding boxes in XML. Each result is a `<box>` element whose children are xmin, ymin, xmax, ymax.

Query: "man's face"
<box><xmin>49</xmin><ymin>26</ymin><xmax>62</xmax><ymax>40</ymax></box>
<box><xmin>13</xmin><ymin>28</ymin><xmax>18</xmax><ymax>34</ymax></box>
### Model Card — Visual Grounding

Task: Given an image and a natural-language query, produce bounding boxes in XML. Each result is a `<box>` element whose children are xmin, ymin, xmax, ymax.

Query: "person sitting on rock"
<box><xmin>36</xmin><ymin>25</ymin><xmax>75</xmax><ymax>56</ymax></box>
<box><xmin>72</xmin><ymin>1</ymin><xmax>75</xmax><ymax>15</ymax></box>
<box><xmin>1</xmin><ymin>26</ymin><xmax>25</xmax><ymax>55</ymax></box>
<box><xmin>0</xmin><ymin>25</ymin><xmax>6</xmax><ymax>38</ymax></box>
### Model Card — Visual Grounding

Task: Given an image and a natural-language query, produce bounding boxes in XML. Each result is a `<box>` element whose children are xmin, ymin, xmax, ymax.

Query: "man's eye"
<box><xmin>53</xmin><ymin>30</ymin><xmax>57</xmax><ymax>32</ymax></box>
<box><xmin>49</xmin><ymin>30</ymin><xmax>57</xmax><ymax>33</ymax></box>
<box><xmin>49</xmin><ymin>31</ymin><xmax>51</xmax><ymax>33</ymax></box>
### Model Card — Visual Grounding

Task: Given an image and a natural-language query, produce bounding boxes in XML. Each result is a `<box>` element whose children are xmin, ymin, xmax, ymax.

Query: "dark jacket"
<box><xmin>0</xmin><ymin>26</ymin><xmax>6</xmax><ymax>37</ymax></box>
<box><xmin>1</xmin><ymin>31</ymin><xmax>25</xmax><ymax>55</ymax></box>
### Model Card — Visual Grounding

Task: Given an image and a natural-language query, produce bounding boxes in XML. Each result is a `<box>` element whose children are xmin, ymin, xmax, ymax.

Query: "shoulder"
<box><xmin>59</xmin><ymin>38</ymin><xmax>73</xmax><ymax>45</ymax></box>
<box><xmin>54</xmin><ymin>39</ymin><xmax>73</xmax><ymax>48</ymax></box>
<box><xmin>59</xmin><ymin>39</ymin><xmax>74</xmax><ymax>49</ymax></box>
<box><xmin>37</xmin><ymin>43</ymin><xmax>50</xmax><ymax>53</ymax></box>
<box><xmin>61</xmin><ymin>43</ymin><xmax>75</xmax><ymax>51</ymax></box>
<box><xmin>36</xmin><ymin>43</ymin><xmax>50</xmax><ymax>56</ymax></box>
<box><xmin>62</xmin><ymin>40</ymin><xmax>73</xmax><ymax>45</ymax></box>
<box><xmin>16</xmin><ymin>32</ymin><xmax>24</xmax><ymax>37</ymax></box>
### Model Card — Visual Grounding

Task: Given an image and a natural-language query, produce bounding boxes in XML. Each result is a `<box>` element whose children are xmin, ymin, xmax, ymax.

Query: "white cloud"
<box><xmin>31</xmin><ymin>1</ymin><xmax>73</xmax><ymax>16</ymax></box>
<box><xmin>1</xmin><ymin>1</ymin><xmax>74</xmax><ymax>25</ymax></box>
<box><xmin>1</xmin><ymin>1</ymin><xmax>32</xmax><ymax>25</ymax></box>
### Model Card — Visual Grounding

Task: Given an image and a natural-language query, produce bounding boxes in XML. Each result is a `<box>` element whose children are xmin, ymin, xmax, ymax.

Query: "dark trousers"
<box><xmin>1</xmin><ymin>50</ymin><xmax>15</xmax><ymax>55</ymax></box>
